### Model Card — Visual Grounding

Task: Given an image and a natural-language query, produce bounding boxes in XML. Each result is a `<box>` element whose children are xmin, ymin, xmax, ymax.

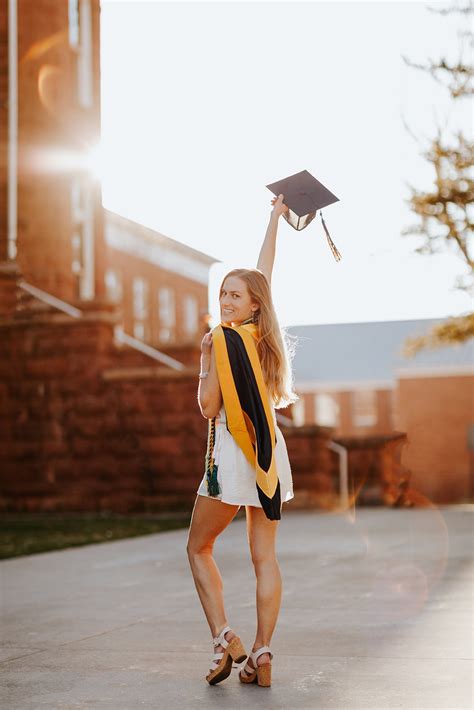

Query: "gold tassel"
<box><xmin>320</xmin><ymin>211</ymin><xmax>342</xmax><ymax>262</ymax></box>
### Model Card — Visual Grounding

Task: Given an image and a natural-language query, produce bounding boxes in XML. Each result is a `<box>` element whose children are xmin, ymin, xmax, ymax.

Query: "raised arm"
<box><xmin>257</xmin><ymin>193</ymin><xmax>288</xmax><ymax>288</ymax></box>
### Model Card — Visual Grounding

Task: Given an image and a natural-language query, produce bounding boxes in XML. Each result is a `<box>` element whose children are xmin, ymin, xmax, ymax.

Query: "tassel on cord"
<box><xmin>320</xmin><ymin>210</ymin><xmax>342</xmax><ymax>262</ymax></box>
<box><xmin>205</xmin><ymin>417</ymin><xmax>220</xmax><ymax>496</ymax></box>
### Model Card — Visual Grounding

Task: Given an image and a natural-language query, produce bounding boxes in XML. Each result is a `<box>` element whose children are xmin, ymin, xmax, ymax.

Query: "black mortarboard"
<box><xmin>266</xmin><ymin>169</ymin><xmax>342</xmax><ymax>261</ymax></box>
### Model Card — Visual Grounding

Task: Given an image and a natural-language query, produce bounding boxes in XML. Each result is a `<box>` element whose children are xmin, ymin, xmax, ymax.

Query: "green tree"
<box><xmin>401</xmin><ymin>1</ymin><xmax>473</xmax><ymax>356</ymax></box>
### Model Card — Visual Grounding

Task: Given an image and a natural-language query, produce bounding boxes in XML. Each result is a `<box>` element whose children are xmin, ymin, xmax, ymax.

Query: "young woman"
<box><xmin>186</xmin><ymin>193</ymin><xmax>298</xmax><ymax>688</ymax></box>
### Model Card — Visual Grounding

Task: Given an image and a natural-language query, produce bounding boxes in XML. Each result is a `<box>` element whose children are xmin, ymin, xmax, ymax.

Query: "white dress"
<box><xmin>197</xmin><ymin>399</ymin><xmax>294</xmax><ymax>508</ymax></box>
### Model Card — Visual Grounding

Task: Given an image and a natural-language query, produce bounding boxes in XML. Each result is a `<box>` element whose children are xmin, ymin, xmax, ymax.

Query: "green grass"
<box><xmin>0</xmin><ymin>512</ymin><xmax>192</xmax><ymax>560</ymax></box>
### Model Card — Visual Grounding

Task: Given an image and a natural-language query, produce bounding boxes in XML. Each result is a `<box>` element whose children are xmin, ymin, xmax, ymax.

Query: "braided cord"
<box><xmin>205</xmin><ymin>416</ymin><xmax>220</xmax><ymax>496</ymax></box>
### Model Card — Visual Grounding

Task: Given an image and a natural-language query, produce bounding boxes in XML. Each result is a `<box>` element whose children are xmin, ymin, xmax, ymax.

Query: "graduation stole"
<box><xmin>204</xmin><ymin>319</ymin><xmax>282</xmax><ymax>521</ymax></box>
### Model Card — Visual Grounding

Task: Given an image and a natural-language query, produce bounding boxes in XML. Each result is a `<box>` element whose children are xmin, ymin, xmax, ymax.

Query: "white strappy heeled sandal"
<box><xmin>238</xmin><ymin>645</ymin><xmax>273</xmax><ymax>687</ymax></box>
<box><xmin>206</xmin><ymin>625</ymin><xmax>247</xmax><ymax>685</ymax></box>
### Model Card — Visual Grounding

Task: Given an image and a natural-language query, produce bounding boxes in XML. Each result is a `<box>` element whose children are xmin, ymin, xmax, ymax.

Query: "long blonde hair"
<box><xmin>219</xmin><ymin>268</ymin><xmax>299</xmax><ymax>409</ymax></box>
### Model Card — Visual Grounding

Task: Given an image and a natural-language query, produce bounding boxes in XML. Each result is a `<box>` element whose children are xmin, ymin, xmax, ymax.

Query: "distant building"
<box><xmin>288</xmin><ymin>318</ymin><xmax>474</xmax><ymax>503</ymax></box>
<box><xmin>104</xmin><ymin>210</ymin><xmax>219</xmax><ymax>347</ymax></box>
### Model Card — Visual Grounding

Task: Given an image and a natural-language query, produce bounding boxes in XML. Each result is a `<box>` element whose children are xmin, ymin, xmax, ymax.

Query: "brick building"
<box><xmin>104</xmin><ymin>209</ymin><xmax>218</xmax><ymax>349</ymax></box>
<box><xmin>0</xmin><ymin>0</ymin><xmax>413</xmax><ymax>514</ymax></box>
<box><xmin>288</xmin><ymin>318</ymin><xmax>474</xmax><ymax>503</ymax></box>
<box><xmin>1</xmin><ymin>0</ymin><xmax>106</xmax><ymax>303</ymax></box>
<box><xmin>1</xmin><ymin>1</ymin><xmax>217</xmax><ymax>351</ymax></box>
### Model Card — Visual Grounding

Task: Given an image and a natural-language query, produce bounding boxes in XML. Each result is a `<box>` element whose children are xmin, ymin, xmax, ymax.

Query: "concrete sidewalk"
<box><xmin>1</xmin><ymin>506</ymin><xmax>472</xmax><ymax>709</ymax></box>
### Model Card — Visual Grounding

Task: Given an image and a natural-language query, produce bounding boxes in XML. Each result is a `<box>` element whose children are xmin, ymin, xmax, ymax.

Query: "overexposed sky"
<box><xmin>99</xmin><ymin>0</ymin><xmax>472</xmax><ymax>327</ymax></box>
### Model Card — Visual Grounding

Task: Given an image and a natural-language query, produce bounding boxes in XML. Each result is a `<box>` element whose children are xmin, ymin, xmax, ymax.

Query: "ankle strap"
<box><xmin>251</xmin><ymin>645</ymin><xmax>273</xmax><ymax>663</ymax></box>
<box><xmin>212</xmin><ymin>625</ymin><xmax>232</xmax><ymax>648</ymax></box>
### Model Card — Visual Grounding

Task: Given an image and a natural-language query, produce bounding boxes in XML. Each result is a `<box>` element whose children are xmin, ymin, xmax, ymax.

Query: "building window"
<box><xmin>69</xmin><ymin>176</ymin><xmax>94</xmax><ymax>300</ymax></box>
<box><xmin>68</xmin><ymin>0</ymin><xmax>80</xmax><ymax>47</ymax></box>
<box><xmin>314</xmin><ymin>393</ymin><xmax>339</xmax><ymax>427</ymax></box>
<box><xmin>159</xmin><ymin>287</ymin><xmax>175</xmax><ymax>326</ymax></box>
<box><xmin>133</xmin><ymin>277</ymin><xmax>148</xmax><ymax>319</ymax></box>
<box><xmin>133</xmin><ymin>278</ymin><xmax>148</xmax><ymax>341</ymax></box>
<box><xmin>104</xmin><ymin>269</ymin><xmax>122</xmax><ymax>303</ymax></box>
<box><xmin>352</xmin><ymin>390</ymin><xmax>377</xmax><ymax>427</ymax></box>
<box><xmin>133</xmin><ymin>321</ymin><xmax>146</xmax><ymax>341</ymax></box>
<box><xmin>184</xmin><ymin>294</ymin><xmax>199</xmax><ymax>336</ymax></box>
<box><xmin>158</xmin><ymin>287</ymin><xmax>176</xmax><ymax>343</ymax></box>
<box><xmin>79</xmin><ymin>183</ymin><xmax>94</xmax><ymax>301</ymax></box>
<box><xmin>70</xmin><ymin>179</ymin><xmax>83</xmax><ymax>222</ymax></box>
<box><xmin>71</xmin><ymin>230</ymin><xmax>82</xmax><ymax>276</ymax></box>
<box><xmin>292</xmin><ymin>397</ymin><xmax>305</xmax><ymax>427</ymax></box>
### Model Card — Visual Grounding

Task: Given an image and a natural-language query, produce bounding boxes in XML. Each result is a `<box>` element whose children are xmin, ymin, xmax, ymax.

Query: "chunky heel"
<box><xmin>206</xmin><ymin>626</ymin><xmax>248</xmax><ymax>685</ymax></box>
<box><xmin>228</xmin><ymin>636</ymin><xmax>247</xmax><ymax>664</ymax></box>
<box><xmin>239</xmin><ymin>645</ymin><xmax>273</xmax><ymax>687</ymax></box>
<box><xmin>256</xmin><ymin>662</ymin><xmax>271</xmax><ymax>687</ymax></box>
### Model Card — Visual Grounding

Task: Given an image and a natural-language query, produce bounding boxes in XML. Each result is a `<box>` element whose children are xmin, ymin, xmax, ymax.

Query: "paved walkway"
<box><xmin>1</xmin><ymin>506</ymin><xmax>472</xmax><ymax>709</ymax></box>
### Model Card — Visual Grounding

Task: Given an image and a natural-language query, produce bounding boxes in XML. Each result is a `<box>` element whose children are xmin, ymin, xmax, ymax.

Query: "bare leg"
<box><xmin>244</xmin><ymin>505</ymin><xmax>281</xmax><ymax>669</ymax></box>
<box><xmin>186</xmin><ymin>494</ymin><xmax>241</xmax><ymax>651</ymax></box>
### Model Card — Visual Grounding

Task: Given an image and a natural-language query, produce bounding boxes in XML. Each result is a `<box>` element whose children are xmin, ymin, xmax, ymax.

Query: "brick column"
<box><xmin>0</xmin><ymin>261</ymin><xmax>21</xmax><ymax>317</ymax></box>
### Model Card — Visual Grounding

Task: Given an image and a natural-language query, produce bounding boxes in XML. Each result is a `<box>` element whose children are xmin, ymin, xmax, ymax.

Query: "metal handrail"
<box><xmin>17</xmin><ymin>280</ymin><xmax>186</xmax><ymax>372</ymax></box>
<box><xmin>114</xmin><ymin>327</ymin><xmax>186</xmax><ymax>372</ymax></box>
<box><xmin>18</xmin><ymin>280</ymin><xmax>82</xmax><ymax>318</ymax></box>
<box><xmin>327</xmin><ymin>440</ymin><xmax>349</xmax><ymax>511</ymax></box>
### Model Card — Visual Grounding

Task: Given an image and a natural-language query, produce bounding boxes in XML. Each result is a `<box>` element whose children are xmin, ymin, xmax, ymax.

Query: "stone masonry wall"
<box><xmin>0</xmin><ymin>301</ymin><xmax>342</xmax><ymax>513</ymax></box>
<box><xmin>0</xmin><ymin>309</ymin><xmax>204</xmax><ymax>512</ymax></box>
<box><xmin>0</xmin><ymin>269</ymin><xmax>410</xmax><ymax>513</ymax></box>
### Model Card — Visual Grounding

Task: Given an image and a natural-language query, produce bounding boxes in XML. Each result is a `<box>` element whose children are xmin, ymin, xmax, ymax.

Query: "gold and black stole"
<box><xmin>204</xmin><ymin>320</ymin><xmax>281</xmax><ymax>521</ymax></box>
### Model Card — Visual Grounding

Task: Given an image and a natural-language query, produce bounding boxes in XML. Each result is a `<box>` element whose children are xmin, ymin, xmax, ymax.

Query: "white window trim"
<box><xmin>105</xmin><ymin>223</ymin><xmax>211</xmax><ymax>285</ymax></box>
<box><xmin>78</xmin><ymin>182</ymin><xmax>95</xmax><ymax>300</ymax></box>
<box><xmin>68</xmin><ymin>0</ymin><xmax>80</xmax><ymax>48</ymax></box>
<box><xmin>351</xmin><ymin>390</ymin><xmax>377</xmax><ymax>428</ymax></box>
<box><xmin>7</xmin><ymin>0</ymin><xmax>18</xmax><ymax>260</ymax></box>
<box><xmin>314</xmin><ymin>392</ymin><xmax>340</xmax><ymax>428</ymax></box>
<box><xmin>158</xmin><ymin>287</ymin><xmax>176</xmax><ymax>328</ymax></box>
<box><xmin>292</xmin><ymin>398</ymin><xmax>306</xmax><ymax>427</ymax></box>
<box><xmin>183</xmin><ymin>294</ymin><xmax>199</xmax><ymax>336</ymax></box>
<box><xmin>133</xmin><ymin>277</ymin><xmax>149</xmax><ymax>320</ymax></box>
<box><xmin>77</xmin><ymin>0</ymin><xmax>93</xmax><ymax>108</ymax></box>
<box><xmin>105</xmin><ymin>268</ymin><xmax>122</xmax><ymax>303</ymax></box>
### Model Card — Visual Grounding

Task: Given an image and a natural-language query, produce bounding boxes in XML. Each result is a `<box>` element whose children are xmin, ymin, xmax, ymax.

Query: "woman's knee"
<box><xmin>249</xmin><ymin>546</ymin><xmax>278</xmax><ymax>573</ymax></box>
<box><xmin>186</xmin><ymin>535</ymin><xmax>214</xmax><ymax>561</ymax></box>
<box><xmin>186</xmin><ymin>496</ymin><xmax>239</xmax><ymax>562</ymax></box>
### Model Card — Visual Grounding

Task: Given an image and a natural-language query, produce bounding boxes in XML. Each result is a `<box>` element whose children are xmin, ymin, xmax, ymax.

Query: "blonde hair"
<box><xmin>219</xmin><ymin>268</ymin><xmax>299</xmax><ymax>409</ymax></box>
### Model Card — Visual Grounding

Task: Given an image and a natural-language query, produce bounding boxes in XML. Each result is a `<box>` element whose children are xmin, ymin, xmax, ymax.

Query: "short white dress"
<box><xmin>197</xmin><ymin>398</ymin><xmax>294</xmax><ymax>508</ymax></box>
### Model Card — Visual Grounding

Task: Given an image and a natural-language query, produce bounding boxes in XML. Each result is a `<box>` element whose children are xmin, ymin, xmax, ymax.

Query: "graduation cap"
<box><xmin>266</xmin><ymin>169</ymin><xmax>342</xmax><ymax>261</ymax></box>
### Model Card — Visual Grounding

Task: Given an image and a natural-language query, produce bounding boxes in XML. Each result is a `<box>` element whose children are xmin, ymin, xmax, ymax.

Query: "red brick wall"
<box><xmin>300</xmin><ymin>388</ymin><xmax>395</xmax><ymax>436</ymax></box>
<box><xmin>395</xmin><ymin>375</ymin><xmax>474</xmax><ymax>503</ymax></box>
<box><xmin>0</xmin><ymin>310</ymin><xmax>205</xmax><ymax>512</ymax></box>
<box><xmin>107</xmin><ymin>246</ymin><xmax>209</xmax><ymax>349</ymax></box>
<box><xmin>332</xmin><ymin>432</ymin><xmax>410</xmax><ymax>507</ymax></box>
<box><xmin>0</xmin><ymin>266</ymin><xmax>411</xmax><ymax>513</ymax></box>
<box><xmin>0</xmin><ymin>301</ymin><xmax>339</xmax><ymax>512</ymax></box>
